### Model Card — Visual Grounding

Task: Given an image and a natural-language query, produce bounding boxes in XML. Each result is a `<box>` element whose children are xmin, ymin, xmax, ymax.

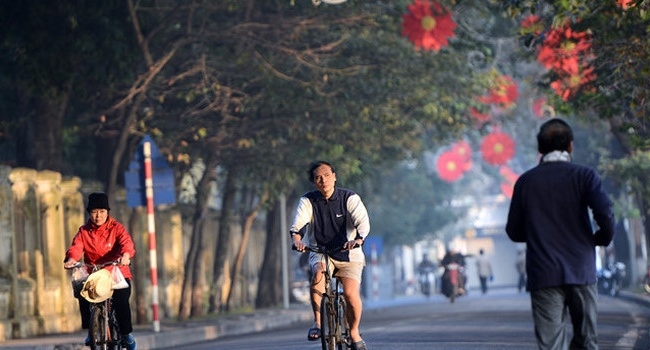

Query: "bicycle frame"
<box><xmin>300</xmin><ymin>246</ymin><xmax>352</xmax><ymax>350</ymax></box>
<box><xmin>89</xmin><ymin>296</ymin><xmax>122</xmax><ymax>350</ymax></box>
<box><xmin>67</xmin><ymin>261</ymin><xmax>122</xmax><ymax>350</ymax></box>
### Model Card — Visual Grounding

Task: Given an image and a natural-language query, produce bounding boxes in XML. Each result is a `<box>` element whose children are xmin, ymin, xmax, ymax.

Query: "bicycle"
<box><xmin>295</xmin><ymin>245</ymin><xmax>355</xmax><ymax>350</ymax></box>
<box><xmin>66</xmin><ymin>261</ymin><xmax>123</xmax><ymax>350</ymax></box>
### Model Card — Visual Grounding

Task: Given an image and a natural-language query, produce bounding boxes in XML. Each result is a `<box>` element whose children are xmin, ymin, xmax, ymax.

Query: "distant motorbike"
<box><xmin>597</xmin><ymin>261</ymin><xmax>626</xmax><ymax>297</ymax></box>
<box><xmin>418</xmin><ymin>266</ymin><xmax>436</xmax><ymax>297</ymax></box>
<box><xmin>441</xmin><ymin>262</ymin><xmax>465</xmax><ymax>303</ymax></box>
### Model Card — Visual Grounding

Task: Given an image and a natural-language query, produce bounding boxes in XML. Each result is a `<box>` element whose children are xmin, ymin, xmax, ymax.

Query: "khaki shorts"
<box><xmin>309</xmin><ymin>253</ymin><xmax>365</xmax><ymax>283</ymax></box>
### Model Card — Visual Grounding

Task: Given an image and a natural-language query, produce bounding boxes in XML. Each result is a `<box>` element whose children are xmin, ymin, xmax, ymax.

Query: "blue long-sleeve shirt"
<box><xmin>505</xmin><ymin>160</ymin><xmax>615</xmax><ymax>291</ymax></box>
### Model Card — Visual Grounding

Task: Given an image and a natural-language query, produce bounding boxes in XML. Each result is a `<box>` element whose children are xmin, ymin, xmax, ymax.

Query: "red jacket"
<box><xmin>65</xmin><ymin>216</ymin><xmax>136</xmax><ymax>279</ymax></box>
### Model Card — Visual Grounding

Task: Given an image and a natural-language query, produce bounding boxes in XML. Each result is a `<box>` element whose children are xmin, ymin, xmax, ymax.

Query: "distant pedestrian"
<box><xmin>515</xmin><ymin>250</ymin><xmax>526</xmax><ymax>293</ymax></box>
<box><xmin>506</xmin><ymin>118</ymin><xmax>615</xmax><ymax>350</ymax></box>
<box><xmin>475</xmin><ymin>249</ymin><xmax>493</xmax><ymax>294</ymax></box>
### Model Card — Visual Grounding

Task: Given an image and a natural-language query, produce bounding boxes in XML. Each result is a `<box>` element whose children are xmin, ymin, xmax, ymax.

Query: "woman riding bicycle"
<box><xmin>63</xmin><ymin>192</ymin><xmax>137</xmax><ymax>350</ymax></box>
<box><xmin>290</xmin><ymin>161</ymin><xmax>370</xmax><ymax>350</ymax></box>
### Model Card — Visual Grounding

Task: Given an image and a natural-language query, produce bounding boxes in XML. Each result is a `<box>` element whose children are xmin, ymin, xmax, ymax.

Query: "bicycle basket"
<box><xmin>70</xmin><ymin>266</ymin><xmax>89</xmax><ymax>299</ymax></box>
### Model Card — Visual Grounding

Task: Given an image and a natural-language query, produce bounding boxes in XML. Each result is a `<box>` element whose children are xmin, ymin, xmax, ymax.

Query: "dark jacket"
<box><xmin>505</xmin><ymin>160</ymin><xmax>614</xmax><ymax>291</ymax></box>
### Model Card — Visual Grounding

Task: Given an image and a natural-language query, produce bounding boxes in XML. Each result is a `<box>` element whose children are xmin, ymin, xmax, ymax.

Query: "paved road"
<box><xmin>170</xmin><ymin>289</ymin><xmax>650</xmax><ymax>350</ymax></box>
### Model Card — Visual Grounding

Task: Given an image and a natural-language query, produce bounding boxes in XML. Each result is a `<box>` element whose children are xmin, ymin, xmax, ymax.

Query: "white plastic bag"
<box><xmin>111</xmin><ymin>266</ymin><xmax>129</xmax><ymax>289</ymax></box>
<box><xmin>70</xmin><ymin>266</ymin><xmax>89</xmax><ymax>298</ymax></box>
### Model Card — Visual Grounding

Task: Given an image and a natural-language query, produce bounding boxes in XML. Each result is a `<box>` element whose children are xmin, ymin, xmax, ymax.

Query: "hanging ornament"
<box><xmin>436</xmin><ymin>150</ymin><xmax>465</xmax><ymax>182</ymax></box>
<box><xmin>480</xmin><ymin>130</ymin><xmax>515</xmax><ymax>165</ymax></box>
<box><xmin>478</xmin><ymin>75</ymin><xmax>519</xmax><ymax>109</ymax></box>
<box><xmin>469</xmin><ymin>107</ymin><xmax>491</xmax><ymax>124</ymax></box>
<box><xmin>451</xmin><ymin>140</ymin><xmax>473</xmax><ymax>172</ymax></box>
<box><xmin>402</xmin><ymin>0</ymin><xmax>456</xmax><ymax>51</ymax></box>
<box><xmin>499</xmin><ymin>166</ymin><xmax>519</xmax><ymax>198</ymax></box>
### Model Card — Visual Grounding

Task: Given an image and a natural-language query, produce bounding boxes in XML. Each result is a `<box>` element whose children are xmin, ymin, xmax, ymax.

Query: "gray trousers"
<box><xmin>530</xmin><ymin>284</ymin><xmax>598</xmax><ymax>350</ymax></box>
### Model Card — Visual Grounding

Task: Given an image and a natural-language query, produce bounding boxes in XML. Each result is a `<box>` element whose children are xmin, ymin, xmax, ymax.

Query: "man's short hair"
<box><xmin>537</xmin><ymin>118</ymin><xmax>574</xmax><ymax>154</ymax></box>
<box><xmin>307</xmin><ymin>161</ymin><xmax>335</xmax><ymax>182</ymax></box>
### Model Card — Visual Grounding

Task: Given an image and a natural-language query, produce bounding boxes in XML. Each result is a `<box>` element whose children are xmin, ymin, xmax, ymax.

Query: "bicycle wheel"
<box><xmin>337</xmin><ymin>295</ymin><xmax>351</xmax><ymax>350</ymax></box>
<box><xmin>107</xmin><ymin>302</ymin><xmax>122</xmax><ymax>350</ymax></box>
<box><xmin>89</xmin><ymin>304</ymin><xmax>108</xmax><ymax>350</ymax></box>
<box><xmin>320</xmin><ymin>295</ymin><xmax>336</xmax><ymax>350</ymax></box>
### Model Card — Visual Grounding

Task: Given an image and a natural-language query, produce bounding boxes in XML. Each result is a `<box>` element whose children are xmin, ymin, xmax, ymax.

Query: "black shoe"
<box><xmin>351</xmin><ymin>340</ymin><xmax>368</xmax><ymax>350</ymax></box>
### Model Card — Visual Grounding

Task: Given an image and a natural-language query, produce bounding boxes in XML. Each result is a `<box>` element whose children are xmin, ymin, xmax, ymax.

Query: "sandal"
<box><xmin>351</xmin><ymin>340</ymin><xmax>368</xmax><ymax>350</ymax></box>
<box><xmin>307</xmin><ymin>326</ymin><xmax>321</xmax><ymax>341</ymax></box>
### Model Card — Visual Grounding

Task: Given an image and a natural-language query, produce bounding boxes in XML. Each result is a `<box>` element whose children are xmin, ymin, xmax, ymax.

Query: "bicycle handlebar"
<box><xmin>292</xmin><ymin>243</ymin><xmax>361</xmax><ymax>255</ymax></box>
<box><xmin>64</xmin><ymin>260</ymin><xmax>119</xmax><ymax>270</ymax></box>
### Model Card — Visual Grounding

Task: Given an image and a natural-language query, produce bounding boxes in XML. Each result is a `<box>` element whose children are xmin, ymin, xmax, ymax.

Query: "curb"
<box><xmin>138</xmin><ymin>309</ymin><xmax>313</xmax><ymax>349</ymax></box>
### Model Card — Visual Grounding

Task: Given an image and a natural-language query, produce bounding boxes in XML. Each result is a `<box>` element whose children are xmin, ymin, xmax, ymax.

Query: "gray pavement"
<box><xmin>0</xmin><ymin>289</ymin><xmax>648</xmax><ymax>350</ymax></box>
<box><xmin>0</xmin><ymin>295</ymin><xmax>427</xmax><ymax>350</ymax></box>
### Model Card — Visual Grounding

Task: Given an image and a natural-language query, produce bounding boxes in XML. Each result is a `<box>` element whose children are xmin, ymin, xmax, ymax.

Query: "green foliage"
<box><xmin>365</xmin><ymin>161</ymin><xmax>460</xmax><ymax>245</ymax></box>
<box><xmin>504</xmin><ymin>0</ymin><xmax>650</xmax><ymax>147</ymax></box>
<box><xmin>601</xmin><ymin>150</ymin><xmax>650</xmax><ymax>215</ymax></box>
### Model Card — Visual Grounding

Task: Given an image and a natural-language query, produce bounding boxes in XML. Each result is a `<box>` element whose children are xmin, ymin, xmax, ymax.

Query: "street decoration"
<box><xmin>617</xmin><ymin>0</ymin><xmax>634</xmax><ymax>9</ymax></box>
<box><xmin>499</xmin><ymin>166</ymin><xmax>519</xmax><ymax>198</ymax></box>
<box><xmin>550</xmin><ymin>65</ymin><xmax>597</xmax><ymax>101</ymax></box>
<box><xmin>537</xmin><ymin>24</ymin><xmax>592</xmax><ymax>74</ymax></box>
<box><xmin>436</xmin><ymin>150</ymin><xmax>465</xmax><ymax>182</ymax></box>
<box><xmin>478</xmin><ymin>75</ymin><xmax>519</xmax><ymax>109</ymax></box>
<box><xmin>520</xmin><ymin>15</ymin><xmax>543</xmax><ymax>36</ymax></box>
<box><xmin>452</xmin><ymin>140</ymin><xmax>473</xmax><ymax>172</ymax></box>
<box><xmin>436</xmin><ymin>140</ymin><xmax>472</xmax><ymax>182</ymax></box>
<box><xmin>480</xmin><ymin>130</ymin><xmax>515</xmax><ymax>166</ymax></box>
<box><xmin>469</xmin><ymin>107</ymin><xmax>491</xmax><ymax>124</ymax></box>
<box><xmin>402</xmin><ymin>0</ymin><xmax>456</xmax><ymax>51</ymax></box>
<box><xmin>532</xmin><ymin>97</ymin><xmax>550</xmax><ymax>118</ymax></box>
<box><xmin>535</xmin><ymin>21</ymin><xmax>595</xmax><ymax>100</ymax></box>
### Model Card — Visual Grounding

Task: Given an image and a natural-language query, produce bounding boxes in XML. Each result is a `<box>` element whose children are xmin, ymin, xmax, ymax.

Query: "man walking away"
<box><xmin>506</xmin><ymin>118</ymin><xmax>615</xmax><ymax>350</ymax></box>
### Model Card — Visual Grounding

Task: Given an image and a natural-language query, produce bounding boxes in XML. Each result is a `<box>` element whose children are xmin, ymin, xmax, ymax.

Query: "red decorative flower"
<box><xmin>478</xmin><ymin>75</ymin><xmax>519</xmax><ymax>109</ymax></box>
<box><xmin>532</xmin><ymin>97</ymin><xmax>548</xmax><ymax>118</ymax></box>
<box><xmin>499</xmin><ymin>166</ymin><xmax>519</xmax><ymax>198</ymax></box>
<box><xmin>537</xmin><ymin>24</ymin><xmax>591</xmax><ymax>76</ymax></box>
<box><xmin>618</xmin><ymin>0</ymin><xmax>633</xmax><ymax>9</ymax></box>
<box><xmin>500</xmin><ymin>182</ymin><xmax>514</xmax><ymax>198</ymax></box>
<box><xmin>520</xmin><ymin>15</ymin><xmax>543</xmax><ymax>35</ymax></box>
<box><xmin>451</xmin><ymin>140</ymin><xmax>473</xmax><ymax>172</ymax></box>
<box><xmin>469</xmin><ymin>107</ymin><xmax>491</xmax><ymax>124</ymax></box>
<box><xmin>550</xmin><ymin>65</ymin><xmax>596</xmax><ymax>101</ymax></box>
<box><xmin>402</xmin><ymin>0</ymin><xmax>456</xmax><ymax>51</ymax></box>
<box><xmin>480</xmin><ymin>130</ymin><xmax>515</xmax><ymax>166</ymax></box>
<box><xmin>436</xmin><ymin>150</ymin><xmax>465</xmax><ymax>182</ymax></box>
<box><xmin>499</xmin><ymin>166</ymin><xmax>519</xmax><ymax>184</ymax></box>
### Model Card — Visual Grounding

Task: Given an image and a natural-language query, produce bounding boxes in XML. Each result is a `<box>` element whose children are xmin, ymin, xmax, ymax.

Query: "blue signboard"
<box><xmin>124</xmin><ymin>135</ymin><xmax>176</xmax><ymax>208</ymax></box>
<box><xmin>363</xmin><ymin>236</ymin><xmax>383</xmax><ymax>257</ymax></box>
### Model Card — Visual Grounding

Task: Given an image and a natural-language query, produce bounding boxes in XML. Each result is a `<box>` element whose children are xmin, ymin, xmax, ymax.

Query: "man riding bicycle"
<box><xmin>290</xmin><ymin>161</ymin><xmax>370</xmax><ymax>350</ymax></box>
<box><xmin>64</xmin><ymin>192</ymin><xmax>137</xmax><ymax>350</ymax></box>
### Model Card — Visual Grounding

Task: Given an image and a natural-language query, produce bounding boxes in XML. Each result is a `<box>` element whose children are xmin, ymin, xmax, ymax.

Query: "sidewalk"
<box><xmin>0</xmin><ymin>304</ymin><xmax>313</xmax><ymax>350</ymax></box>
<box><xmin>1</xmin><ymin>290</ymin><xmax>647</xmax><ymax>350</ymax></box>
<box><xmin>0</xmin><ymin>295</ymin><xmax>427</xmax><ymax>350</ymax></box>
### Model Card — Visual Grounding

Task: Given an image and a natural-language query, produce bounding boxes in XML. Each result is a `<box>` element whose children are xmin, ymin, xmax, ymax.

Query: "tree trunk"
<box><xmin>208</xmin><ymin>169</ymin><xmax>237</xmax><ymax>314</ymax></box>
<box><xmin>225</xmin><ymin>189</ymin><xmax>269</xmax><ymax>310</ymax></box>
<box><xmin>255</xmin><ymin>200</ymin><xmax>283</xmax><ymax>308</ymax></box>
<box><xmin>105</xmin><ymin>98</ymin><xmax>142</xmax><ymax>197</ymax></box>
<box><xmin>18</xmin><ymin>85</ymin><xmax>70</xmax><ymax>172</ymax></box>
<box><xmin>178</xmin><ymin>157</ymin><xmax>216</xmax><ymax>320</ymax></box>
<box><xmin>127</xmin><ymin>207</ymin><xmax>148</xmax><ymax>324</ymax></box>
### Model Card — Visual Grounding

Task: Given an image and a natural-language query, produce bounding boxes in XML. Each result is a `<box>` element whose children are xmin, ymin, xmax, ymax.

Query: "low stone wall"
<box><xmin>0</xmin><ymin>166</ymin><xmax>187</xmax><ymax>341</ymax></box>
